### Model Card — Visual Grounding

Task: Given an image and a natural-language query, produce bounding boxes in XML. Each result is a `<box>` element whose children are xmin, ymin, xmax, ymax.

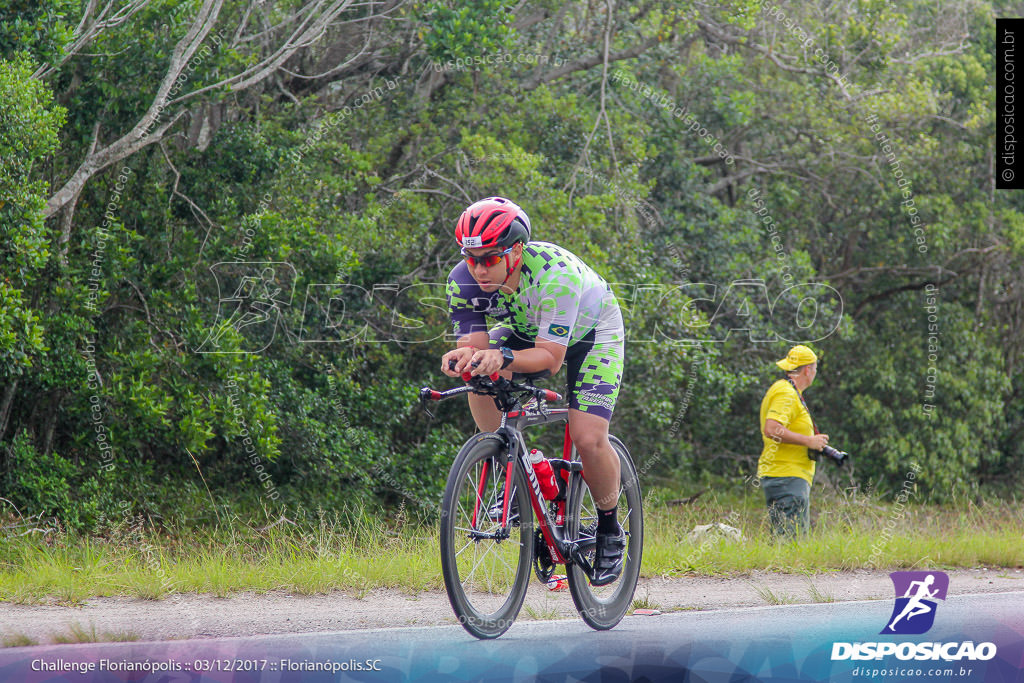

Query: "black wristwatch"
<box><xmin>499</xmin><ymin>346</ymin><xmax>514</xmax><ymax>369</ymax></box>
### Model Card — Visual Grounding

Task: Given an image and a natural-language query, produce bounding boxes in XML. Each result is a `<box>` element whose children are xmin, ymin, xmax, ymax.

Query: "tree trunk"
<box><xmin>41</xmin><ymin>392</ymin><xmax>61</xmax><ymax>456</ymax></box>
<box><xmin>0</xmin><ymin>379</ymin><xmax>19</xmax><ymax>443</ymax></box>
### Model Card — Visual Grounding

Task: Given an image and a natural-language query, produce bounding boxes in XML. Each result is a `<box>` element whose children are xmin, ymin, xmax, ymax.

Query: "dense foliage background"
<box><xmin>2</xmin><ymin>0</ymin><xmax>1021</xmax><ymax>529</ymax></box>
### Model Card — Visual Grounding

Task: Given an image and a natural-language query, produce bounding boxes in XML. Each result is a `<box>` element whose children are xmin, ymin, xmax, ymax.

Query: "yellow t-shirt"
<box><xmin>757</xmin><ymin>379</ymin><xmax>816</xmax><ymax>483</ymax></box>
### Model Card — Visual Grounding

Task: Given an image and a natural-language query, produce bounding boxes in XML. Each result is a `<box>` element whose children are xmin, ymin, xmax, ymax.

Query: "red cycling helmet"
<box><xmin>455</xmin><ymin>197</ymin><xmax>531</xmax><ymax>249</ymax></box>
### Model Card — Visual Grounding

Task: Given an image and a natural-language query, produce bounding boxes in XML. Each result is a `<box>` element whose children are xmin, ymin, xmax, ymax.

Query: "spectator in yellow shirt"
<box><xmin>757</xmin><ymin>345</ymin><xmax>829</xmax><ymax>538</ymax></box>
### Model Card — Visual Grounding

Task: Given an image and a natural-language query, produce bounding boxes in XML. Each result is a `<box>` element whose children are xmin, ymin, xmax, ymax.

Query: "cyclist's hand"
<box><xmin>441</xmin><ymin>347</ymin><xmax>476</xmax><ymax>377</ymax></box>
<box><xmin>808</xmin><ymin>433</ymin><xmax>829</xmax><ymax>451</ymax></box>
<box><xmin>469</xmin><ymin>348</ymin><xmax>504</xmax><ymax>377</ymax></box>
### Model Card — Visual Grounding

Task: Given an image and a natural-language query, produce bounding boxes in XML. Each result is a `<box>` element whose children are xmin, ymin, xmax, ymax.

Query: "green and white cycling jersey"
<box><xmin>446</xmin><ymin>241</ymin><xmax>624</xmax><ymax>347</ymax></box>
<box><xmin>446</xmin><ymin>241</ymin><xmax>625</xmax><ymax>420</ymax></box>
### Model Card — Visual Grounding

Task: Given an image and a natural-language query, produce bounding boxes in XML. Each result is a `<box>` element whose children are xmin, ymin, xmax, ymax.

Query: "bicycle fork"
<box><xmin>466</xmin><ymin>427</ymin><xmax>601</xmax><ymax>579</ymax></box>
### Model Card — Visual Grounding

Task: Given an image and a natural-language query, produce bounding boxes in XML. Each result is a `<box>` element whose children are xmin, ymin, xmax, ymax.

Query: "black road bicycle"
<box><xmin>420</xmin><ymin>365</ymin><xmax>643</xmax><ymax>639</ymax></box>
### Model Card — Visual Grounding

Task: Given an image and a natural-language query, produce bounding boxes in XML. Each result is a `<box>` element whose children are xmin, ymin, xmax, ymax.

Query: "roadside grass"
<box><xmin>0</xmin><ymin>624</ymin><xmax>140</xmax><ymax>647</ymax></box>
<box><xmin>750</xmin><ymin>584</ymin><xmax>799</xmax><ymax>605</ymax></box>
<box><xmin>523</xmin><ymin>604</ymin><xmax>561</xmax><ymax>621</ymax></box>
<box><xmin>806</xmin><ymin>581</ymin><xmax>835</xmax><ymax>603</ymax></box>
<box><xmin>0</xmin><ymin>485</ymin><xmax>1021</xmax><ymax>604</ymax></box>
<box><xmin>631</xmin><ymin>588</ymin><xmax>662</xmax><ymax>612</ymax></box>
<box><xmin>50</xmin><ymin>622</ymin><xmax>140</xmax><ymax>644</ymax></box>
<box><xmin>1</xmin><ymin>633</ymin><xmax>38</xmax><ymax>647</ymax></box>
<box><xmin>640</xmin><ymin>484</ymin><xmax>1024</xmax><ymax>576</ymax></box>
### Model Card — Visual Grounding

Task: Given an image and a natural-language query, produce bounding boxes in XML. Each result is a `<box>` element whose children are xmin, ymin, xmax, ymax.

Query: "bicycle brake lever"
<box><xmin>418</xmin><ymin>387</ymin><xmax>437</xmax><ymax>418</ymax></box>
<box><xmin>533</xmin><ymin>388</ymin><xmax>550</xmax><ymax>417</ymax></box>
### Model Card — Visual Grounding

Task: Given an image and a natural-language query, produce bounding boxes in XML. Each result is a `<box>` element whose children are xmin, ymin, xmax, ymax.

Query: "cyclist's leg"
<box><xmin>468</xmin><ymin>394</ymin><xmax>502</xmax><ymax>431</ymax></box>
<box><xmin>568</xmin><ymin>410</ymin><xmax>620</xmax><ymax>509</ymax></box>
<box><xmin>565</xmin><ymin>328</ymin><xmax>625</xmax><ymax>583</ymax></box>
<box><xmin>566</xmin><ymin>329</ymin><xmax>623</xmax><ymax>506</ymax></box>
<box><xmin>466</xmin><ymin>327</ymin><xmax>532</xmax><ymax>431</ymax></box>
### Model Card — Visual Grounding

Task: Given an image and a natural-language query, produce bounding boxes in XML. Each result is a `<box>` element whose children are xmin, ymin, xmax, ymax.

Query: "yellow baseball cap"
<box><xmin>776</xmin><ymin>345</ymin><xmax>818</xmax><ymax>371</ymax></box>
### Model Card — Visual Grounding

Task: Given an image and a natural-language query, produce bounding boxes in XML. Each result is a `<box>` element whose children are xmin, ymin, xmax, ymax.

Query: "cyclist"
<box><xmin>440</xmin><ymin>197</ymin><xmax>627</xmax><ymax>585</ymax></box>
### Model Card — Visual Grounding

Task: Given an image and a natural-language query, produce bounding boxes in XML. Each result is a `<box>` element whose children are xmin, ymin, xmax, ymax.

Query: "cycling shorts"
<box><xmin>488</xmin><ymin>324</ymin><xmax>624</xmax><ymax>422</ymax></box>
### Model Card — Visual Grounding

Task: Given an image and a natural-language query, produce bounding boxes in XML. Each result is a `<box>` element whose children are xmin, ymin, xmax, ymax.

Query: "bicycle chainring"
<box><xmin>533</xmin><ymin>528</ymin><xmax>555</xmax><ymax>583</ymax></box>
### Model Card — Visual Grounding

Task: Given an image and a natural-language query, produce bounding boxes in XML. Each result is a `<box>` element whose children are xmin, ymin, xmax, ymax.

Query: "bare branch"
<box><xmin>422</xmin><ymin>169</ymin><xmax>473</xmax><ymax>203</ymax></box>
<box><xmin>564</xmin><ymin>0</ymin><xmax>618</xmax><ymax>191</ymax></box>
<box><xmin>43</xmin><ymin>0</ymin><xmax>398</xmax><ymax>225</ymax></box>
<box><xmin>512</xmin><ymin>8</ymin><xmax>553</xmax><ymax>32</ymax></box>
<box><xmin>169</xmin><ymin>0</ymin><xmax>356</xmax><ymax>106</ymax></box>
<box><xmin>159</xmin><ymin>142</ymin><xmax>217</xmax><ymax>253</ymax></box>
<box><xmin>33</xmin><ymin>0</ymin><xmax>154</xmax><ymax>80</ymax></box>
<box><xmin>705</xmin><ymin>168</ymin><xmax>764</xmax><ymax>195</ymax></box>
<box><xmin>278</xmin><ymin>21</ymin><xmax>376</xmax><ymax>82</ymax></box>
<box><xmin>521</xmin><ymin>37</ymin><xmax>660</xmax><ymax>90</ymax></box>
<box><xmin>44</xmin><ymin>0</ymin><xmax>225</xmax><ymax>218</ymax></box>
<box><xmin>600</xmin><ymin>0</ymin><xmax>618</xmax><ymax>172</ymax></box>
<box><xmin>56</xmin><ymin>120</ymin><xmax>102</xmax><ymax>265</ymax></box>
<box><xmin>890</xmin><ymin>41</ymin><xmax>970</xmax><ymax>64</ymax></box>
<box><xmin>403</xmin><ymin>187</ymin><xmax>466</xmax><ymax>204</ymax></box>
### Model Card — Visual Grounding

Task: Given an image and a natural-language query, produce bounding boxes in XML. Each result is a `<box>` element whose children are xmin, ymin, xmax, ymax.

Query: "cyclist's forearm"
<box><xmin>506</xmin><ymin>347</ymin><xmax>559</xmax><ymax>374</ymax></box>
<box><xmin>458</xmin><ymin>332</ymin><xmax>489</xmax><ymax>350</ymax></box>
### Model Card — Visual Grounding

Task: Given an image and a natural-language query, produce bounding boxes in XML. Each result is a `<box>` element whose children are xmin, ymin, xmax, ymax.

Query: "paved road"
<box><xmin>1</xmin><ymin>592</ymin><xmax>1022</xmax><ymax>681</ymax></box>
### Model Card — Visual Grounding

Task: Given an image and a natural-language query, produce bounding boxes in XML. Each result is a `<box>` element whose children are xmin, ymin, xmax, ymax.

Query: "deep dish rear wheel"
<box><xmin>439</xmin><ymin>434</ymin><xmax>533</xmax><ymax>639</ymax></box>
<box><xmin>565</xmin><ymin>435</ymin><xmax>643</xmax><ymax>630</ymax></box>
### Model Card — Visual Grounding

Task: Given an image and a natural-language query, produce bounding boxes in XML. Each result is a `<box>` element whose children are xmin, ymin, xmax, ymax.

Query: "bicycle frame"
<box><xmin>490</xmin><ymin>407</ymin><xmax>594</xmax><ymax>572</ymax></box>
<box><xmin>420</xmin><ymin>371</ymin><xmax>596</xmax><ymax>574</ymax></box>
<box><xmin>427</xmin><ymin>368</ymin><xmax>642</xmax><ymax>638</ymax></box>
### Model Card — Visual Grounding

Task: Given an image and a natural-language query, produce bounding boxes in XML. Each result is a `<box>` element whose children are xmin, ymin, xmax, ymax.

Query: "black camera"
<box><xmin>810</xmin><ymin>444</ymin><xmax>849</xmax><ymax>467</ymax></box>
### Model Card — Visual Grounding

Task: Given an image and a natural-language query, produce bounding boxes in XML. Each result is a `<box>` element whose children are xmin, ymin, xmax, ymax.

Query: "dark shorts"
<box><xmin>488</xmin><ymin>327</ymin><xmax>623</xmax><ymax>421</ymax></box>
<box><xmin>761</xmin><ymin>476</ymin><xmax>810</xmax><ymax>538</ymax></box>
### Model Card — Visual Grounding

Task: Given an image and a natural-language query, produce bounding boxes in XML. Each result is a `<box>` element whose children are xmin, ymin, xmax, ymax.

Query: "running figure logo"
<box><xmin>197</xmin><ymin>262</ymin><xmax>295</xmax><ymax>354</ymax></box>
<box><xmin>881</xmin><ymin>571</ymin><xmax>949</xmax><ymax>635</ymax></box>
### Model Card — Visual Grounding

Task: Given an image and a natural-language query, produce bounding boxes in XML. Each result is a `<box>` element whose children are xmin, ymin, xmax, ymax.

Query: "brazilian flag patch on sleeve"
<box><xmin>547</xmin><ymin>323</ymin><xmax>570</xmax><ymax>338</ymax></box>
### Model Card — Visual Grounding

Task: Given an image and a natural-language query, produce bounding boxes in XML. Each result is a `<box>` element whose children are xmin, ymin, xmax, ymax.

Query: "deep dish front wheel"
<box><xmin>439</xmin><ymin>433</ymin><xmax>533</xmax><ymax>639</ymax></box>
<box><xmin>565</xmin><ymin>435</ymin><xmax>644</xmax><ymax>630</ymax></box>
